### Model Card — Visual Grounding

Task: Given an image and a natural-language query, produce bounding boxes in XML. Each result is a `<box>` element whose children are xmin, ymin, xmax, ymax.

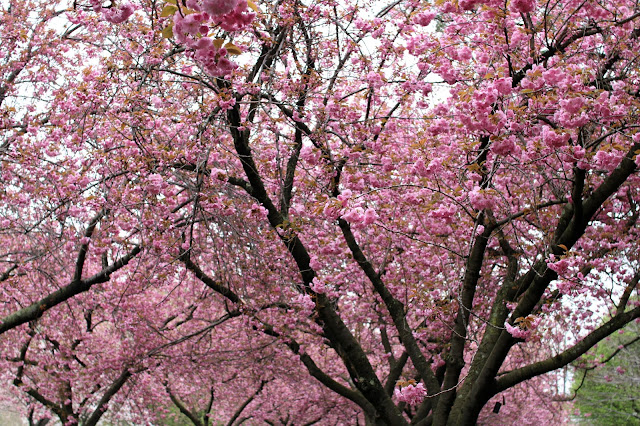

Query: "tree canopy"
<box><xmin>1</xmin><ymin>0</ymin><xmax>640</xmax><ymax>424</ymax></box>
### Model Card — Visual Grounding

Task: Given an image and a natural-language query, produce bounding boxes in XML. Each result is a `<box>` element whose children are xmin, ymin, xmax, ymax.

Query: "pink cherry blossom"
<box><xmin>201</xmin><ymin>0</ymin><xmax>240</xmax><ymax>15</ymax></box>
<box><xmin>1</xmin><ymin>1</ymin><xmax>640</xmax><ymax>425</ymax></box>
<box><xmin>394</xmin><ymin>383</ymin><xmax>427</xmax><ymax>406</ymax></box>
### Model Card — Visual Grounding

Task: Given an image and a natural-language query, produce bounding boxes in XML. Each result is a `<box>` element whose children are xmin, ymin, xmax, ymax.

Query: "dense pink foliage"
<box><xmin>0</xmin><ymin>0</ymin><xmax>640</xmax><ymax>424</ymax></box>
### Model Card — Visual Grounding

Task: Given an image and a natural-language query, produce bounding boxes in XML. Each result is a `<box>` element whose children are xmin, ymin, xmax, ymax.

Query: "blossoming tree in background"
<box><xmin>1</xmin><ymin>0</ymin><xmax>640</xmax><ymax>424</ymax></box>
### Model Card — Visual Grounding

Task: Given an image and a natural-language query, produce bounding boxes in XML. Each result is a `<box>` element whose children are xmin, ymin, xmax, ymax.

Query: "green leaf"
<box><xmin>162</xmin><ymin>24</ymin><xmax>174</xmax><ymax>39</ymax></box>
<box><xmin>247</xmin><ymin>0</ymin><xmax>260</xmax><ymax>13</ymax></box>
<box><xmin>213</xmin><ymin>38</ymin><xmax>225</xmax><ymax>49</ymax></box>
<box><xmin>224</xmin><ymin>42</ymin><xmax>242</xmax><ymax>55</ymax></box>
<box><xmin>160</xmin><ymin>5</ymin><xmax>178</xmax><ymax>17</ymax></box>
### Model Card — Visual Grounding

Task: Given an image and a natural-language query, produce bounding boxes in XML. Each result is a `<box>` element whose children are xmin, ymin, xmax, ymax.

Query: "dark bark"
<box><xmin>0</xmin><ymin>246</ymin><xmax>141</xmax><ymax>334</ymax></box>
<box><xmin>84</xmin><ymin>368</ymin><xmax>133</xmax><ymax>426</ymax></box>
<box><xmin>226</xmin><ymin>98</ymin><xmax>407</xmax><ymax>424</ymax></box>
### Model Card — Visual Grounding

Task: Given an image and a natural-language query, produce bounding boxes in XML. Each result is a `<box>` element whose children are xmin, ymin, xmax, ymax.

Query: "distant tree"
<box><xmin>573</xmin><ymin>316</ymin><xmax>640</xmax><ymax>424</ymax></box>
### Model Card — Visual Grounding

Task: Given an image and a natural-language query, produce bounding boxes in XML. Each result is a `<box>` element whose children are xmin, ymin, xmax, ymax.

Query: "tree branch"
<box><xmin>0</xmin><ymin>246</ymin><xmax>141</xmax><ymax>334</ymax></box>
<box><xmin>166</xmin><ymin>385</ymin><xmax>204</xmax><ymax>426</ymax></box>
<box><xmin>226</xmin><ymin>380</ymin><xmax>267</xmax><ymax>426</ymax></box>
<box><xmin>495</xmin><ymin>306</ymin><xmax>640</xmax><ymax>392</ymax></box>
<box><xmin>84</xmin><ymin>368</ymin><xmax>133</xmax><ymax>426</ymax></box>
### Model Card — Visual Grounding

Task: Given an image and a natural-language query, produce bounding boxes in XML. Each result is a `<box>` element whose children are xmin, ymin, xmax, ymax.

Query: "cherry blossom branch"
<box><xmin>83</xmin><ymin>368</ymin><xmax>133</xmax><ymax>426</ymax></box>
<box><xmin>180</xmin><ymin>250</ymin><xmax>381</xmax><ymax>418</ymax></box>
<box><xmin>337</xmin><ymin>218</ymin><xmax>441</xmax><ymax>398</ymax></box>
<box><xmin>495</xmin><ymin>305</ymin><xmax>640</xmax><ymax>392</ymax></box>
<box><xmin>73</xmin><ymin>209</ymin><xmax>106</xmax><ymax>282</ymax></box>
<box><xmin>226</xmin><ymin>92</ymin><xmax>408</xmax><ymax>424</ymax></box>
<box><xmin>433</xmin><ymin>223</ymin><xmax>494</xmax><ymax>423</ymax></box>
<box><xmin>266</xmin><ymin>327</ymin><xmax>377</xmax><ymax>419</ymax></box>
<box><xmin>617</xmin><ymin>270</ymin><xmax>640</xmax><ymax>315</ymax></box>
<box><xmin>513</xmin><ymin>141</ymin><xmax>640</xmax><ymax>330</ymax></box>
<box><xmin>384</xmin><ymin>351</ymin><xmax>409</xmax><ymax>396</ymax></box>
<box><xmin>146</xmin><ymin>311</ymin><xmax>241</xmax><ymax>358</ymax></box>
<box><xmin>225</xmin><ymin>379</ymin><xmax>268</xmax><ymax>426</ymax></box>
<box><xmin>447</xmin><ymin>139</ymin><xmax>640</xmax><ymax>423</ymax></box>
<box><xmin>204</xmin><ymin>387</ymin><xmax>215</xmax><ymax>426</ymax></box>
<box><xmin>180</xmin><ymin>253</ymin><xmax>242</xmax><ymax>305</ymax></box>
<box><xmin>166</xmin><ymin>384</ymin><xmax>205</xmax><ymax>426</ymax></box>
<box><xmin>0</xmin><ymin>245</ymin><xmax>141</xmax><ymax>334</ymax></box>
<box><xmin>494</xmin><ymin>199</ymin><xmax>567</xmax><ymax>228</ymax></box>
<box><xmin>12</xmin><ymin>330</ymin><xmax>63</xmax><ymax>418</ymax></box>
<box><xmin>10</xmin><ymin>324</ymin><xmax>132</xmax><ymax>426</ymax></box>
<box><xmin>0</xmin><ymin>264</ymin><xmax>17</xmax><ymax>282</ymax></box>
<box><xmin>247</xmin><ymin>25</ymin><xmax>289</xmax><ymax>84</ymax></box>
<box><xmin>279</xmin><ymin>11</ymin><xmax>314</xmax><ymax>216</ymax></box>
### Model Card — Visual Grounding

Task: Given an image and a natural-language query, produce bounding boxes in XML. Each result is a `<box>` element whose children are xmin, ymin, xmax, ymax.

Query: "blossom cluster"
<box><xmin>505</xmin><ymin>316</ymin><xmax>541</xmax><ymax>341</ymax></box>
<box><xmin>170</xmin><ymin>0</ymin><xmax>255</xmax><ymax>75</ymax></box>
<box><xmin>90</xmin><ymin>0</ymin><xmax>135</xmax><ymax>23</ymax></box>
<box><xmin>394</xmin><ymin>383</ymin><xmax>427</xmax><ymax>406</ymax></box>
<box><xmin>92</xmin><ymin>0</ymin><xmax>255</xmax><ymax>76</ymax></box>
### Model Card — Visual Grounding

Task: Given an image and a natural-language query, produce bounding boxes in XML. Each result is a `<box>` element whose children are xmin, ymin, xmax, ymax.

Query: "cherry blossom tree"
<box><xmin>2</xmin><ymin>0</ymin><xmax>640</xmax><ymax>424</ymax></box>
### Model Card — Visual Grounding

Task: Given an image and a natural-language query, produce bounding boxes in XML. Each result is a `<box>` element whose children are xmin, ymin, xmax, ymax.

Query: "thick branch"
<box><xmin>0</xmin><ymin>246</ymin><xmax>141</xmax><ymax>334</ymax></box>
<box><xmin>227</xmin><ymin>102</ymin><xmax>407</xmax><ymax>424</ymax></box>
<box><xmin>338</xmin><ymin>219</ymin><xmax>440</xmax><ymax>396</ymax></box>
<box><xmin>73</xmin><ymin>210</ymin><xmax>107</xmax><ymax>282</ymax></box>
<box><xmin>84</xmin><ymin>368</ymin><xmax>133</xmax><ymax>426</ymax></box>
<box><xmin>495</xmin><ymin>306</ymin><xmax>640</xmax><ymax>392</ymax></box>
<box><xmin>181</xmin><ymin>255</ymin><xmax>242</xmax><ymax>305</ymax></box>
<box><xmin>0</xmin><ymin>264</ymin><xmax>17</xmax><ymax>282</ymax></box>
<box><xmin>617</xmin><ymin>270</ymin><xmax>640</xmax><ymax>315</ymax></box>
<box><xmin>289</xmin><ymin>339</ymin><xmax>376</xmax><ymax>417</ymax></box>
<box><xmin>167</xmin><ymin>385</ymin><xmax>204</xmax><ymax>426</ymax></box>
<box><xmin>226</xmin><ymin>380</ymin><xmax>267</xmax><ymax>426</ymax></box>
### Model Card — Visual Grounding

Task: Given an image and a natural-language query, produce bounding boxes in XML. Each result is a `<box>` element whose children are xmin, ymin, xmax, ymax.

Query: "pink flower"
<box><xmin>310</xmin><ymin>278</ymin><xmax>327</xmax><ymax>294</ymax></box>
<box><xmin>191</xmin><ymin>39</ymin><xmax>238</xmax><ymax>76</ymax></box>
<box><xmin>491</xmin><ymin>137</ymin><xmax>516</xmax><ymax>156</ymax></box>
<box><xmin>458</xmin><ymin>0</ymin><xmax>482</xmax><ymax>10</ymax></box>
<box><xmin>457</xmin><ymin>46</ymin><xmax>472</xmax><ymax>61</ymax></box>
<box><xmin>505</xmin><ymin>322</ymin><xmax>530</xmax><ymax>339</ymax></box>
<box><xmin>412</xmin><ymin>158</ymin><xmax>429</xmax><ymax>177</ymax></box>
<box><xmin>493</xmin><ymin>78</ymin><xmax>513</xmax><ymax>95</ymax></box>
<box><xmin>542</xmin><ymin>127</ymin><xmax>569</xmax><ymax>149</ymax></box>
<box><xmin>543</xmin><ymin>68</ymin><xmax>566</xmax><ymax>86</ymax></box>
<box><xmin>214</xmin><ymin>1</ymin><xmax>255</xmax><ymax>32</ymax></box>
<box><xmin>394</xmin><ymin>383</ymin><xmax>427</xmax><ymax>406</ymax></box>
<box><xmin>414</xmin><ymin>12</ymin><xmax>436</xmax><ymax>27</ymax></box>
<box><xmin>505</xmin><ymin>315</ymin><xmax>540</xmax><ymax>340</ymax></box>
<box><xmin>547</xmin><ymin>257</ymin><xmax>570</xmax><ymax>275</ymax></box>
<box><xmin>509</xmin><ymin>0</ymin><xmax>535</xmax><ymax>13</ymax></box>
<box><xmin>201</xmin><ymin>0</ymin><xmax>239</xmax><ymax>15</ymax></box>
<box><xmin>174</xmin><ymin>13</ymin><xmax>207</xmax><ymax>39</ymax></box>
<box><xmin>560</xmin><ymin>97</ymin><xmax>585</xmax><ymax>114</ymax></box>
<box><xmin>366</xmin><ymin>72</ymin><xmax>384</xmax><ymax>89</ymax></box>
<box><xmin>147</xmin><ymin>173</ymin><xmax>164</xmax><ymax>195</ymax></box>
<box><xmin>102</xmin><ymin>3</ymin><xmax>135</xmax><ymax>23</ymax></box>
<box><xmin>337</xmin><ymin>189</ymin><xmax>352</xmax><ymax>204</ymax></box>
<box><xmin>468</xmin><ymin>187</ymin><xmax>497</xmax><ymax>211</ymax></box>
<box><xmin>294</xmin><ymin>294</ymin><xmax>315</xmax><ymax>313</ymax></box>
<box><xmin>594</xmin><ymin>150</ymin><xmax>622</xmax><ymax>171</ymax></box>
<box><xmin>362</xmin><ymin>208</ymin><xmax>378</xmax><ymax>225</ymax></box>
<box><xmin>342</xmin><ymin>207</ymin><xmax>364</xmax><ymax>224</ymax></box>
